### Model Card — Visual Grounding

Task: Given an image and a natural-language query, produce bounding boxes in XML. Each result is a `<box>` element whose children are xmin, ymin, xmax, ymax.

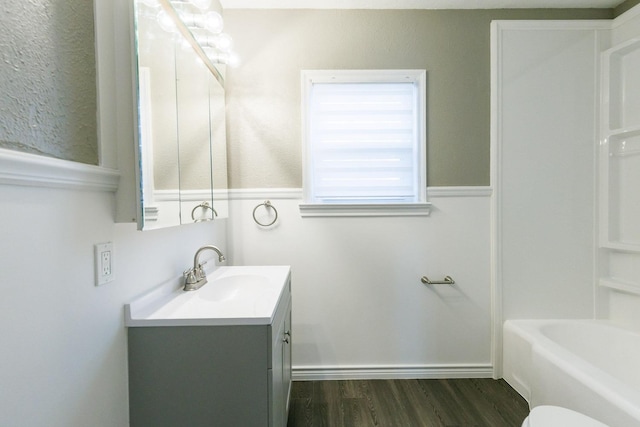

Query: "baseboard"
<box><xmin>292</xmin><ymin>364</ymin><xmax>494</xmax><ymax>381</ymax></box>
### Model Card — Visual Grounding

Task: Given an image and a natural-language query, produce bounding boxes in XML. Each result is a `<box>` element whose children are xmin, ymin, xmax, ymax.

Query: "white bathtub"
<box><xmin>503</xmin><ymin>320</ymin><xmax>640</xmax><ymax>427</ymax></box>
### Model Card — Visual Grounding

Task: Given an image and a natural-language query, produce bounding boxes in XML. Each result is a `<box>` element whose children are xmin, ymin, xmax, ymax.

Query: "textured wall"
<box><xmin>0</xmin><ymin>0</ymin><xmax>98</xmax><ymax>164</ymax></box>
<box><xmin>224</xmin><ymin>8</ymin><xmax>611</xmax><ymax>188</ymax></box>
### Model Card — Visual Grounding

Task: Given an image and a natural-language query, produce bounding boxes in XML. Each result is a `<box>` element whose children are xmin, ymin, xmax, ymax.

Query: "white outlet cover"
<box><xmin>95</xmin><ymin>242</ymin><xmax>114</xmax><ymax>286</ymax></box>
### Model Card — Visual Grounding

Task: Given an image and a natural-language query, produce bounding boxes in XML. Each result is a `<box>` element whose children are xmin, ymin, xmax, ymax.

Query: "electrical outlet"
<box><xmin>102</xmin><ymin>250</ymin><xmax>111</xmax><ymax>276</ymax></box>
<box><xmin>95</xmin><ymin>242</ymin><xmax>114</xmax><ymax>286</ymax></box>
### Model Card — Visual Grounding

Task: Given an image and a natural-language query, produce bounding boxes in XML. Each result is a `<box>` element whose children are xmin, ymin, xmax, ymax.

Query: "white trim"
<box><xmin>427</xmin><ymin>186</ymin><xmax>492</xmax><ymax>198</ymax></box>
<box><xmin>221</xmin><ymin>0</ymin><xmax>630</xmax><ymax>11</ymax></box>
<box><xmin>292</xmin><ymin>364</ymin><xmax>494</xmax><ymax>381</ymax></box>
<box><xmin>299</xmin><ymin>202</ymin><xmax>431</xmax><ymax>217</ymax></box>
<box><xmin>153</xmin><ymin>189</ymin><xmax>228</xmax><ymax>202</ymax></box>
<box><xmin>490</xmin><ymin>20</ymin><xmax>611</xmax><ymax>31</ymax></box>
<box><xmin>225</xmin><ymin>187</ymin><xmax>491</xmax><ymax>200</ymax></box>
<box><xmin>592</xmin><ymin>26</ymin><xmax>606</xmax><ymax>339</ymax></box>
<box><xmin>301</xmin><ymin>69</ymin><xmax>427</xmax><ymax>206</ymax></box>
<box><xmin>490</xmin><ymin>21</ymin><xmax>504</xmax><ymax>380</ymax></box>
<box><xmin>0</xmin><ymin>148</ymin><xmax>119</xmax><ymax>192</ymax></box>
<box><xmin>227</xmin><ymin>188</ymin><xmax>304</xmax><ymax>200</ymax></box>
<box><xmin>151</xmin><ymin>189</ymin><xmax>179</xmax><ymax>201</ymax></box>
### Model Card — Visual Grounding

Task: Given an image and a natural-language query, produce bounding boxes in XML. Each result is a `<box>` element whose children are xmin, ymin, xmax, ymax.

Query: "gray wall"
<box><xmin>0</xmin><ymin>0</ymin><xmax>98</xmax><ymax>164</ymax></box>
<box><xmin>0</xmin><ymin>3</ymin><xmax>612</xmax><ymax>174</ymax></box>
<box><xmin>224</xmin><ymin>8</ymin><xmax>611</xmax><ymax>188</ymax></box>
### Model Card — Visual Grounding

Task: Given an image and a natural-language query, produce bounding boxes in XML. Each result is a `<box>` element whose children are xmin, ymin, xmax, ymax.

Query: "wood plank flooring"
<box><xmin>287</xmin><ymin>379</ymin><xmax>529</xmax><ymax>427</ymax></box>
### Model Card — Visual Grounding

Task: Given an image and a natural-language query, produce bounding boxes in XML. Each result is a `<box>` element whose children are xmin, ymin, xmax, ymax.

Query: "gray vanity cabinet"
<box><xmin>271</xmin><ymin>296</ymin><xmax>292</xmax><ymax>427</ymax></box>
<box><xmin>127</xmin><ymin>281</ymin><xmax>292</xmax><ymax>427</ymax></box>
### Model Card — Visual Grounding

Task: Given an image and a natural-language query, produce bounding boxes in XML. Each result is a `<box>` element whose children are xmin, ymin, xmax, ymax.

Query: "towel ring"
<box><xmin>253</xmin><ymin>200</ymin><xmax>278</xmax><ymax>227</ymax></box>
<box><xmin>191</xmin><ymin>201</ymin><xmax>217</xmax><ymax>223</ymax></box>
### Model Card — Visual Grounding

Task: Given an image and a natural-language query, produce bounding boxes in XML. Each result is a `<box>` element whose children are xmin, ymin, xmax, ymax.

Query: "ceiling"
<box><xmin>220</xmin><ymin>0</ymin><xmax>623</xmax><ymax>9</ymax></box>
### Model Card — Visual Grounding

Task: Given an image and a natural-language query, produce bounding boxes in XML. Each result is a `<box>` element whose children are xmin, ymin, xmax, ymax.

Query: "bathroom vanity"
<box><xmin>125</xmin><ymin>266</ymin><xmax>292</xmax><ymax>427</ymax></box>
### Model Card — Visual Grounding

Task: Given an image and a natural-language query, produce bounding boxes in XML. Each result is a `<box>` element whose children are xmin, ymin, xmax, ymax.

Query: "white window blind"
<box><xmin>301</xmin><ymin>70</ymin><xmax>427</xmax><ymax>215</ymax></box>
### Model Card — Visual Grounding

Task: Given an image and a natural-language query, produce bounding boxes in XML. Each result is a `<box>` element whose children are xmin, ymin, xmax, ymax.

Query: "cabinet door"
<box><xmin>271</xmin><ymin>298</ymin><xmax>292</xmax><ymax>427</ymax></box>
<box><xmin>283</xmin><ymin>300</ymin><xmax>292</xmax><ymax>414</ymax></box>
<box><xmin>271</xmin><ymin>308</ymin><xmax>286</xmax><ymax>427</ymax></box>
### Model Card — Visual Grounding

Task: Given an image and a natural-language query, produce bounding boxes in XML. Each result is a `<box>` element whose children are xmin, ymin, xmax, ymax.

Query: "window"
<box><xmin>300</xmin><ymin>70</ymin><xmax>429</xmax><ymax>217</ymax></box>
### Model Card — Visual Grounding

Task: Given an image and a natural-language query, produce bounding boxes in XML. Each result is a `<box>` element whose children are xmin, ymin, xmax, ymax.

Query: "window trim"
<box><xmin>300</xmin><ymin>69</ymin><xmax>429</xmax><ymax>217</ymax></box>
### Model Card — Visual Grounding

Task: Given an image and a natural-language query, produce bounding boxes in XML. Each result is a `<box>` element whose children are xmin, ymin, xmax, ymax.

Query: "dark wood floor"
<box><xmin>287</xmin><ymin>379</ymin><xmax>529</xmax><ymax>427</ymax></box>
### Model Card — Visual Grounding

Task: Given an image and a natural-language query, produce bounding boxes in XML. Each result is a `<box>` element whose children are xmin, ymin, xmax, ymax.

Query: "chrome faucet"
<box><xmin>183</xmin><ymin>245</ymin><xmax>226</xmax><ymax>291</ymax></box>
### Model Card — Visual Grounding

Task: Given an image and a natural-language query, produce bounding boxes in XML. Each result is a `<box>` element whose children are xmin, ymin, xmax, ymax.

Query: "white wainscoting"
<box><xmin>0</xmin><ymin>164</ymin><xmax>227</xmax><ymax>427</ymax></box>
<box><xmin>227</xmin><ymin>187</ymin><xmax>493</xmax><ymax>380</ymax></box>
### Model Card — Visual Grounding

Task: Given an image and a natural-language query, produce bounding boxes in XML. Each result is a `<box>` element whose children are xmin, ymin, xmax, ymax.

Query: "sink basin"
<box><xmin>197</xmin><ymin>274</ymin><xmax>273</xmax><ymax>302</ymax></box>
<box><xmin>124</xmin><ymin>266</ymin><xmax>291</xmax><ymax>327</ymax></box>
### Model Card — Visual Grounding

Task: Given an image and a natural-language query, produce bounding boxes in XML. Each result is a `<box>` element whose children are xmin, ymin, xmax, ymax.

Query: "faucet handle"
<box><xmin>194</xmin><ymin>263</ymin><xmax>206</xmax><ymax>281</ymax></box>
<box><xmin>183</xmin><ymin>268</ymin><xmax>197</xmax><ymax>285</ymax></box>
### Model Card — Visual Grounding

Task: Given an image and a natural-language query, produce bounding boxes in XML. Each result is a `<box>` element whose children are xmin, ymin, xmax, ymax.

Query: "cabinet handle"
<box><xmin>285</xmin><ymin>330</ymin><xmax>291</xmax><ymax>337</ymax></box>
<box><xmin>283</xmin><ymin>337</ymin><xmax>290</xmax><ymax>344</ymax></box>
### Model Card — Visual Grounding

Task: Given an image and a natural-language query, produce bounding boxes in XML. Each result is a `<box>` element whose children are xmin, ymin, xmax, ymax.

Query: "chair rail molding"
<box><xmin>227</xmin><ymin>186</ymin><xmax>492</xmax><ymax>200</ymax></box>
<box><xmin>0</xmin><ymin>148</ymin><xmax>120</xmax><ymax>192</ymax></box>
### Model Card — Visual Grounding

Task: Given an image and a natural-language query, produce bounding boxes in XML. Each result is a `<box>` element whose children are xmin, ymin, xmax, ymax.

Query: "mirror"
<box><xmin>132</xmin><ymin>0</ymin><xmax>229</xmax><ymax>230</ymax></box>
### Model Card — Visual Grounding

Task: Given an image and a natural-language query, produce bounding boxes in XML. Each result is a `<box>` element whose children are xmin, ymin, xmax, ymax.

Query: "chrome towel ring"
<box><xmin>253</xmin><ymin>200</ymin><xmax>278</xmax><ymax>227</ymax></box>
<box><xmin>191</xmin><ymin>201</ymin><xmax>217</xmax><ymax>222</ymax></box>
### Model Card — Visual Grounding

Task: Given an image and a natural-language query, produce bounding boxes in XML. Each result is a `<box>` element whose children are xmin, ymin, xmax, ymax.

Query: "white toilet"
<box><xmin>522</xmin><ymin>405</ymin><xmax>610</xmax><ymax>427</ymax></box>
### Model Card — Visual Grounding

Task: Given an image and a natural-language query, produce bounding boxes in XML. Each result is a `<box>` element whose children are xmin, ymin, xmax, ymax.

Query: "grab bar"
<box><xmin>421</xmin><ymin>276</ymin><xmax>455</xmax><ymax>285</ymax></box>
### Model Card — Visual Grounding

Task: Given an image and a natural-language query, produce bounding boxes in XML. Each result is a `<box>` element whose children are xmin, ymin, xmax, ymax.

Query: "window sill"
<box><xmin>299</xmin><ymin>202</ymin><xmax>432</xmax><ymax>217</ymax></box>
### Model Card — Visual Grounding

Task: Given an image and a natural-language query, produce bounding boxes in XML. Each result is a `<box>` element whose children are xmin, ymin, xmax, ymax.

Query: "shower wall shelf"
<box><xmin>599</xmin><ymin>278</ymin><xmax>640</xmax><ymax>296</ymax></box>
<box><xmin>602</xmin><ymin>38</ymin><xmax>640</xmax><ymax>131</ymax></box>
<box><xmin>600</xmin><ymin>242</ymin><xmax>640</xmax><ymax>252</ymax></box>
<box><xmin>598</xmin><ymin>38</ymin><xmax>640</xmax><ymax>300</ymax></box>
<box><xmin>607</xmin><ymin>125</ymin><xmax>640</xmax><ymax>137</ymax></box>
<box><xmin>599</xmin><ymin>38</ymin><xmax>640</xmax><ymax>253</ymax></box>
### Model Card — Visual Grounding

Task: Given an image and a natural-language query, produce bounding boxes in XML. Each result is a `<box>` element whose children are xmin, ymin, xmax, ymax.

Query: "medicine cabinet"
<box><xmin>132</xmin><ymin>0</ymin><xmax>229</xmax><ymax>230</ymax></box>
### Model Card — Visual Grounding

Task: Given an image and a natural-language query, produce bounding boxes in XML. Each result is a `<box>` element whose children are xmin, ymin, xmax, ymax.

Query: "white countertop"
<box><xmin>125</xmin><ymin>265</ymin><xmax>291</xmax><ymax>327</ymax></box>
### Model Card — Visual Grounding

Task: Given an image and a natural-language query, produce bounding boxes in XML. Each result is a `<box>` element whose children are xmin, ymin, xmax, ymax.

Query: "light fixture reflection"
<box><xmin>204</xmin><ymin>11</ymin><xmax>224</xmax><ymax>33</ymax></box>
<box><xmin>157</xmin><ymin>10</ymin><xmax>177</xmax><ymax>33</ymax></box>
<box><xmin>159</xmin><ymin>0</ymin><xmax>239</xmax><ymax>67</ymax></box>
<box><xmin>202</xmin><ymin>48</ymin><xmax>240</xmax><ymax>67</ymax></box>
<box><xmin>188</xmin><ymin>0</ymin><xmax>212</xmax><ymax>9</ymax></box>
<box><xmin>214</xmin><ymin>32</ymin><xmax>232</xmax><ymax>51</ymax></box>
<box><xmin>139</xmin><ymin>0</ymin><xmax>161</xmax><ymax>7</ymax></box>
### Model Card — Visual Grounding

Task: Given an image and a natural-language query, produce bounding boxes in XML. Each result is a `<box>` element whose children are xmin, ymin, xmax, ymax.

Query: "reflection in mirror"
<box><xmin>176</xmin><ymin>44</ymin><xmax>213</xmax><ymax>224</ymax></box>
<box><xmin>135</xmin><ymin>5</ymin><xmax>181</xmax><ymax>227</ymax></box>
<box><xmin>210</xmin><ymin>69</ymin><xmax>229</xmax><ymax>218</ymax></box>
<box><xmin>132</xmin><ymin>0</ymin><xmax>232</xmax><ymax>230</ymax></box>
